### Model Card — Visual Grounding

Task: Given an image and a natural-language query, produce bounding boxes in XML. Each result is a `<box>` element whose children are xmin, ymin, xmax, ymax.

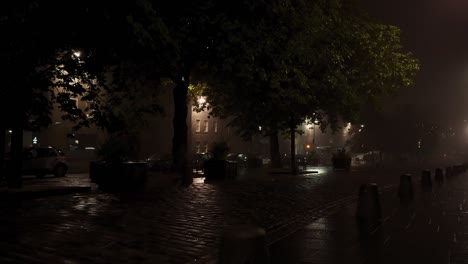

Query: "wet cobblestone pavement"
<box><xmin>271</xmin><ymin>169</ymin><xmax>468</xmax><ymax>264</ymax></box>
<box><xmin>0</xmin><ymin>168</ymin><xmax>403</xmax><ymax>264</ymax></box>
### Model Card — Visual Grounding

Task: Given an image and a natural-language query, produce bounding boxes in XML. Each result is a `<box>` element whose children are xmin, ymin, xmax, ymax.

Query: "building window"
<box><xmin>195</xmin><ymin>119</ymin><xmax>201</xmax><ymax>132</ymax></box>
<box><xmin>214</xmin><ymin>120</ymin><xmax>218</xmax><ymax>133</ymax></box>
<box><xmin>203</xmin><ymin>142</ymin><xmax>209</xmax><ymax>153</ymax></box>
<box><xmin>204</xmin><ymin>120</ymin><xmax>209</xmax><ymax>133</ymax></box>
<box><xmin>195</xmin><ymin>141</ymin><xmax>201</xmax><ymax>153</ymax></box>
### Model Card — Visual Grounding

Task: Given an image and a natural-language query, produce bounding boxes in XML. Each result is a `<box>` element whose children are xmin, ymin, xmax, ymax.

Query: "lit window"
<box><xmin>195</xmin><ymin>141</ymin><xmax>201</xmax><ymax>153</ymax></box>
<box><xmin>204</xmin><ymin>120</ymin><xmax>209</xmax><ymax>133</ymax></box>
<box><xmin>214</xmin><ymin>120</ymin><xmax>218</xmax><ymax>133</ymax></box>
<box><xmin>203</xmin><ymin>142</ymin><xmax>208</xmax><ymax>153</ymax></box>
<box><xmin>195</xmin><ymin>119</ymin><xmax>201</xmax><ymax>132</ymax></box>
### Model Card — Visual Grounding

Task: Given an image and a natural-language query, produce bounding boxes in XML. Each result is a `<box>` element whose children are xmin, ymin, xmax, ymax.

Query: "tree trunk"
<box><xmin>8</xmin><ymin>125</ymin><xmax>23</xmax><ymax>188</ymax></box>
<box><xmin>172</xmin><ymin>73</ymin><xmax>192</xmax><ymax>186</ymax></box>
<box><xmin>269</xmin><ymin>129</ymin><xmax>281</xmax><ymax>168</ymax></box>
<box><xmin>290</xmin><ymin>125</ymin><xmax>297</xmax><ymax>175</ymax></box>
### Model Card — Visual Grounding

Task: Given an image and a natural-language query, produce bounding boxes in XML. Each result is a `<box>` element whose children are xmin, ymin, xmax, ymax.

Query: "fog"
<box><xmin>349</xmin><ymin>0</ymin><xmax>468</xmax><ymax>164</ymax></box>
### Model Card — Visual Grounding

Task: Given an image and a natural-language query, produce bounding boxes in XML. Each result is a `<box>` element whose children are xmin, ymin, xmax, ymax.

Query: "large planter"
<box><xmin>204</xmin><ymin>159</ymin><xmax>228</xmax><ymax>181</ymax></box>
<box><xmin>90</xmin><ymin>161</ymin><xmax>148</xmax><ymax>191</ymax></box>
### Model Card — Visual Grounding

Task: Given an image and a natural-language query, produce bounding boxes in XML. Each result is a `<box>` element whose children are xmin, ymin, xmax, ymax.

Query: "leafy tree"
<box><xmin>129</xmin><ymin>0</ymin><xmax>275</xmax><ymax>184</ymax></box>
<box><xmin>347</xmin><ymin>106</ymin><xmax>440</xmax><ymax>164</ymax></box>
<box><xmin>0</xmin><ymin>1</ymin><xmax>164</xmax><ymax>187</ymax></box>
<box><xmin>197</xmin><ymin>0</ymin><xmax>419</xmax><ymax>172</ymax></box>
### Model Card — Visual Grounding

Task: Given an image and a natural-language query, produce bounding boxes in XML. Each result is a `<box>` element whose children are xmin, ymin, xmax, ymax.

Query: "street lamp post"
<box><xmin>313</xmin><ymin>120</ymin><xmax>319</xmax><ymax>149</ymax></box>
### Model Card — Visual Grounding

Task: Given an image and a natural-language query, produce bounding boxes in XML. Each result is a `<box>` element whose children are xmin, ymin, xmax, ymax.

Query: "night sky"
<box><xmin>362</xmin><ymin>0</ymin><xmax>468</xmax><ymax>125</ymax></box>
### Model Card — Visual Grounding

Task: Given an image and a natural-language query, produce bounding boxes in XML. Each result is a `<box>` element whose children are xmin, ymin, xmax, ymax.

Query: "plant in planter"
<box><xmin>90</xmin><ymin>133</ymin><xmax>147</xmax><ymax>191</ymax></box>
<box><xmin>332</xmin><ymin>148</ymin><xmax>352</xmax><ymax>170</ymax></box>
<box><xmin>204</xmin><ymin>140</ymin><xmax>231</xmax><ymax>181</ymax></box>
<box><xmin>96</xmin><ymin>136</ymin><xmax>131</xmax><ymax>163</ymax></box>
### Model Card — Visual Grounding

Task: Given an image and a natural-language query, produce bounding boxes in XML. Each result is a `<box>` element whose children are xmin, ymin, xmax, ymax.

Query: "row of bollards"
<box><xmin>217</xmin><ymin>163</ymin><xmax>468</xmax><ymax>264</ymax></box>
<box><xmin>356</xmin><ymin>163</ymin><xmax>468</xmax><ymax>237</ymax></box>
<box><xmin>398</xmin><ymin>174</ymin><xmax>413</xmax><ymax>200</ymax></box>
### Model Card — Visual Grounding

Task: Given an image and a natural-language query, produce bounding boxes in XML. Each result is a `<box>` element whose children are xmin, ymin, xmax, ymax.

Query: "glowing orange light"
<box><xmin>306</xmin><ymin>144</ymin><xmax>311</xmax><ymax>149</ymax></box>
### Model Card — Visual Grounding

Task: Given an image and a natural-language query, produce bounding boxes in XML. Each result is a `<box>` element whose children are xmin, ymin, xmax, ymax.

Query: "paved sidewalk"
<box><xmin>0</xmin><ymin>166</ymin><xmax>448</xmax><ymax>264</ymax></box>
<box><xmin>0</xmin><ymin>173</ymin><xmax>93</xmax><ymax>200</ymax></box>
<box><xmin>0</xmin><ymin>167</ymin><xmax>391</xmax><ymax>264</ymax></box>
<box><xmin>270</xmin><ymin>168</ymin><xmax>468</xmax><ymax>264</ymax></box>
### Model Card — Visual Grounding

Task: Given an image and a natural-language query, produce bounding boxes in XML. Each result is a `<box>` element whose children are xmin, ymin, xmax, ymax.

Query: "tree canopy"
<box><xmin>0</xmin><ymin>0</ymin><xmax>166</xmax><ymax>186</ymax></box>
<box><xmin>1</xmin><ymin>0</ymin><xmax>420</xmax><ymax>185</ymax></box>
<box><xmin>193</xmin><ymin>0</ymin><xmax>419</xmax><ymax>168</ymax></box>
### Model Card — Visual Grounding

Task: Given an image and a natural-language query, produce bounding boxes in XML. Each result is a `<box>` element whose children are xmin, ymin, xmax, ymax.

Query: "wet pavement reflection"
<box><xmin>0</xmin><ymin>168</ymin><xmax>416</xmax><ymax>263</ymax></box>
<box><xmin>271</xmin><ymin>169</ymin><xmax>468</xmax><ymax>264</ymax></box>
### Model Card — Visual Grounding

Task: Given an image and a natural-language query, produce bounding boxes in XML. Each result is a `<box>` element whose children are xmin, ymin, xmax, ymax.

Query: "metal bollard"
<box><xmin>421</xmin><ymin>170</ymin><xmax>432</xmax><ymax>187</ymax></box>
<box><xmin>356</xmin><ymin>183</ymin><xmax>382</xmax><ymax>222</ymax></box>
<box><xmin>219</xmin><ymin>224</ymin><xmax>270</xmax><ymax>264</ymax></box>
<box><xmin>398</xmin><ymin>174</ymin><xmax>413</xmax><ymax>200</ymax></box>
<box><xmin>435</xmin><ymin>168</ymin><xmax>444</xmax><ymax>182</ymax></box>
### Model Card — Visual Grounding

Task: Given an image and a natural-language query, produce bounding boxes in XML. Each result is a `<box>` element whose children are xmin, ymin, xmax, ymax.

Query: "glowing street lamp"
<box><xmin>197</xmin><ymin>96</ymin><xmax>206</xmax><ymax>105</ymax></box>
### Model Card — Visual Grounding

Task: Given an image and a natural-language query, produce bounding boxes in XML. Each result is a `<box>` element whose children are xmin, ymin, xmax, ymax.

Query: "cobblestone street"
<box><xmin>0</xmin><ymin>168</ymin><xmax>402</xmax><ymax>264</ymax></box>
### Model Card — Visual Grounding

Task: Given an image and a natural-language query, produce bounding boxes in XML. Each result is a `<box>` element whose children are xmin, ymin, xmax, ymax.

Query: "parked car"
<box><xmin>281</xmin><ymin>153</ymin><xmax>318</xmax><ymax>167</ymax></box>
<box><xmin>192</xmin><ymin>152</ymin><xmax>213</xmax><ymax>171</ymax></box>
<box><xmin>295</xmin><ymin>154</ymin><xmax>308</xmax><ymax>166</ymax></box>
<box><xmin>226</xmin><ymin>153</ymin><xmax>248</xmax><ymax>167</ymax></box>
<box><xmin>146</xmin><ymin>154</ymin><xmax>172</xmax><ymax>172</ymax></box>
<box><xmin>4</xmin><ymin>146</ymin><xmax>68</xmax><ymax>178</ymax></box>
